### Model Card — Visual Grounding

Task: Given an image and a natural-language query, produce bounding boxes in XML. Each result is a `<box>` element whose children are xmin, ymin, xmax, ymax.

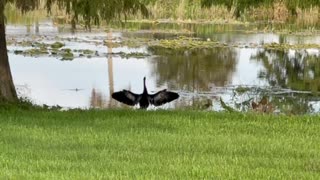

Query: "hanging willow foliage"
<box><xmin>4</xmin><ymin>0</ymin><xmax>39</xmax><ymax>13</ymax></box>
<box><xmin>4</xmin><ymin>0</ymin><xmax>148</xmax><ymax>28</ymax></box>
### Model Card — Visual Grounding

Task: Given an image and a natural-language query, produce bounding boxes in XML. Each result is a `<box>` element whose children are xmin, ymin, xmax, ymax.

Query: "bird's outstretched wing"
<box><xmin>112</xmin><ymin>90</ymin><xmax>141</xmax><ymax>106</ymax></box>
<box><xmin>149</xmin><ymin>89</ymin><xmax>179</xmax><ymax>106</ymax></box>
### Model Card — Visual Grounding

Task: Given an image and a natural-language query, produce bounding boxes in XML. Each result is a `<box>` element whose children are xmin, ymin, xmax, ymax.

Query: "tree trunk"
<box><xmin>0</xmin><ymin>3</ymin><xmax>18</xmax><ymax>102</ymax></box>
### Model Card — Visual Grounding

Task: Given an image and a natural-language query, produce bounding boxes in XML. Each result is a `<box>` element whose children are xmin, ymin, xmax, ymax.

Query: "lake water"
<box><xmin>6</xmin><ymin>20</ymin><xmax>320</xmax><ymax>114</ymax></box>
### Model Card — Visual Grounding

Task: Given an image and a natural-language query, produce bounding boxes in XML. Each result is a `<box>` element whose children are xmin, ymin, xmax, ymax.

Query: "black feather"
<box><xmin>149</xmin><ymin>89</ymin><xmax>179</xmax><ymax>106</ymax></box>
<box><xmin>111</xmin><ymin>90</ymin><xmax>141</xmax><ymax>106</ymax></box>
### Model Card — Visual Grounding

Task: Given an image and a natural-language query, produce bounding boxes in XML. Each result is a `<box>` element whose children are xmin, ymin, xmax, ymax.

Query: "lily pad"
<box><xmin>51</xmin><ymin>42</ymin><xmax>65</xmax><ymax>49</ymax></box>
<box><xmin>82</xmin><ymin>49</ymin><xmax>94</xmax><ymax>54</ymax></box>
<box><xmin>14</xmin><ymin>50</ymin><xmax>24</xmax><ymax>55</ymax></box>
<box><xmin>119</xmin><ymin>52</ymin><xmax>150</xmax><ymax>59</ymax></box>
<box><xmin>25</xmin><ymin>48</ymin><xmax>49</xmax><ymax>56</ymax></box>
<box><xmin>264</xmin><ymin>43</ymin><xmax>320</xmax><ymax>50</ymax></box>
<box><xmin>235</xmin><ymin>86</ymin><xmax>250</xmax><ymax>94</ymax></box>
<box><xmin>61</xmin><ymin>52</ymin><xmax>74</xmax><ymax>60</ymax></box>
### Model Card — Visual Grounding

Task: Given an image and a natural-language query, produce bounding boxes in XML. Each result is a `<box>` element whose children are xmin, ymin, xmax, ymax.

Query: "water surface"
<box><xmin>7</xmin><ymin>21</ymin><xmax>320</xmax><ymax>114</ymax></box>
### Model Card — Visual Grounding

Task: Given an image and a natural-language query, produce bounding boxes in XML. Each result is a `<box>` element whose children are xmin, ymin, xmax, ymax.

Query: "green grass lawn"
<box><xmin>0</xmin><ymin>108</ymin><xmax>320</xmax><ymax>179</ymax></box>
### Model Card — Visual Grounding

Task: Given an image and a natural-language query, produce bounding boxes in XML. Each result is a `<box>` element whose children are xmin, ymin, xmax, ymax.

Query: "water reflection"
<box><xmin>119</xmin><ymin>22</ymin><xmax>320</xmax><ymax>45</ymax></box>
<box><xmin>6</xmin><ymin>21</ymin><xmax>320</xmax><ymax>114</ymax></box>
<box><xmin>149</xmin><ymin>47</ymin><xmax>237</xmax><ymax>91</ymax></box>
<box><xmin>252</xmin><ymin>49</ymin><xmax>320</xmax><ymax>92</ymax></box>
<box><xmin>90</xmin><ymin>88</ymin><xmax>107</xmax><ymax>108</ymax></box>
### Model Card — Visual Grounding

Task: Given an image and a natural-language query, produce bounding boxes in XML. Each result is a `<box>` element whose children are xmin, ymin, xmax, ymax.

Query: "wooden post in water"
<box><xmin>35</xmin><ymin>20</ymin><xmax>39</xmax><ymax>34</ymax></box>
<box><xmin>107</xmin><ymin>30</ymin><xmax>114</xmax><ymax>107</ymax></box>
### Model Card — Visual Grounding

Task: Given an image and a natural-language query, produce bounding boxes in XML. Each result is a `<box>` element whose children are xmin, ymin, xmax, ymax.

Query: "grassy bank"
<box><xmin>5</xmin><ymin>0</ymin><xmax>319</xmax><ymax>27</ymax></box>
<box><xmin>0</xmin><ymin>107</ymin><xmax>320</xmax><ymax>178</ymax></box>
<box><xmin>131</xmin><ymin>0</ymin><xmax>319</xmax><ymax>25</ymax></box>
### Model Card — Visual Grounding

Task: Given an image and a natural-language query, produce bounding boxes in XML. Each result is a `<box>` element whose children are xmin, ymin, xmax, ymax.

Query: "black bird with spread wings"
<box><xmin>112</xmin><ymin>77</ymin><xmax>179</xmax><ymax>109</ymax></box>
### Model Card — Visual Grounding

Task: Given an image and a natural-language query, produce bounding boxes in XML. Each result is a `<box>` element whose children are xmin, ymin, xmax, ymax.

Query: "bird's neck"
<box><xmin>143</xmin><ymin>79</ymin><xmax>148</xmax><ymax>94</ymax></box>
